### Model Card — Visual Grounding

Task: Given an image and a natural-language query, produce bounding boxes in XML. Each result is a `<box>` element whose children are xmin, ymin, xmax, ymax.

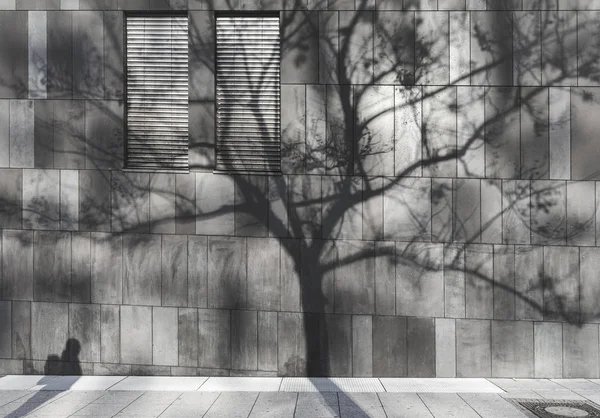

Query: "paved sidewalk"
<box><xmin>0</xmin><ymin>376</ymin><xmax>599</xmax><ymax>417</ymax></box>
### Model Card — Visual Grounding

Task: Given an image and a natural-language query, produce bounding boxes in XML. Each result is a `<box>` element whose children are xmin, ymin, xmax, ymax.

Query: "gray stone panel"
<box><xmin>17</xmin><ymin>0</ymin><xmax>60</xmax><ymax>8</ymax></box>
<box><xmin>10</xmin><ymin>100</ymin><xmax>34</xmax><ymax>168</ymax></box>
<box><xmin>12</xmin><ymin>301</ymin><xmax>30</xmax><ymax>359</ymax></box>
<box><xmin>534</xmin><ymin>321</ymin><xmax>562</xmax><ymax>378</ymax></box>
<box><xmin>47</xmin><ymin>11</ymin><xmax>72</xmax><ymax>99</ymax></box>
<box><xmin>567</xmin><ymin>181</ymin><xmax>595</xmax><ymax>246</ymax></box>
<box><xmin>281</xmin><ymin>10</ymin><xmax>318</xmax><ymax>84</ymax></box>
<box><xmin>407</xmin><ymin>317</ymin><xmax>435</xmax><ymax>377</ymax></box>
<box><xmin>0</xmin><ymin>12</ymin><xmax>28</xmax><ymax>98</ymax></box>
<box><xmin>465</xmin><ymin>244</ymin><xmax>493</xmax><ymax>319</ymax></box>
<box><xmin>383</xmin><ymin>177</ymin><xmax>431</xmax><ymax>241</ymax></box>
<box><xmin>162</xmin><ymin>234</ymin><xmax>187</xmax><ymax>307</ymax></box>
<box><xmin>394</xmin><ymin>86</ymin><xmax>422</xmax><ymax>176</ymax></box>
<box><xmin>268</xmin><ymin>176</ymin><xmax>289</xmax><ymax>238</ymax></box>
<box><xmin>0</xmin><ymin>301</ymin><xmax>11</xmax><ymax>358</ymax></box>
<box><xmin>543</xmin><ymin>246</ymin><xmax>579</xmax><ymax>322</ymax></box>
<box><xmin>85</xmin><ymin>100</ymin><xmax>123</xmax><ymax>169</ymax></box>
<box><xmin>334</xmin><ymin>240</ymin><xmax>375</xmax><ymax>314</ymax></box>
<box><xmin>373</xmin><ymin>11</ymin><xmax>414</xmax><ymax>84</ymax></box>
<box><xmin>481</xmin><ymin>180</ymin><xmax>502</xmax><ymax>243</ymax></box>
<box><xmin>150</xmin><ymin>173</ymin><xmax>175</xmax><ymax>234</ymax></box>
<box><xmin>79</xmin><ymin>170</ymin><xmax>111</xmax><ymax>232</ymax></box>
<box><xmin>79</xmin><ymin>0</ymin><xmax>118</xmax><ymax>9</ymax></box>
<box><xmin>91</xmin><ymin>233</ymin><xmax>122</xmax><ymax>304</ymax></box>
<box><xmin>352</xmin><ymin>315</ymin><xmax>372</xmax><ymax>377</ymax></box>
<box><xmin>280</xmin><ymin>239</ymin><xmax>301</xmax><ymax>312</ymax></box>
<box><xmin>374</xmin><ymin>241</ymin><xmax>395</xmax><ymax>315</ymax></box>
<box><xmin>188</xmin><ymin>235</ymin><xmax>208</xmax><ymax>308</ymax></box>
<box><xmin>73</xmin><ymin>11</ymin><xmax>103</xmax><ymax>98</ymax></box>
<box><xmin>196</xmin><ymin>173</ymin><xmax>235</xmax><ymax>235</ymax></box>
<box><xmin>340</xmin><ymin>11</ymin><xmax>373</xmax><ymax>84</ymax></box>
<box><xmin>548</xmin><ymin>87</ymin><xmax>570</xmax><ymax>179</ymax></box>
<box><xmin>513</xmin><ymin>12</ymin><xmax>542</xmax><ymax>86</ymax></box>
<box><xmin>493</xmin><ymin>245</ymin><xmax>515</xmax><ymax>320</ymax></box>
<box><xmin>440</xmin><ymin>0</ymin><xmax>467</xmax><ymax>9</ymax></box>
<box><xmin>432</xmin><ymin>179</ymin><xmax>453</xmax><ymax>242</ymax></box>
<box><xmin>450</xmin><ymin>12</ymin><xmax>470</xmax><ymax>84</ymax></box>
<box><xmin>435</xmin><ymin>318</ymin><xmax>456</xmax><ymax>377</ymax></box>
<box><xmin>577</xmin><ymin>10</ymin><xmax>600</xmax><ymax>85</ymax></box>
<box><xmin>323</xmin><ymin>314</ymin><xmax>352</xmax><ymax>376</ymax></box>
<box><xmin>231</xmin><ymin>310</ymin><xmax>258</xmax><ymax>371</ymax></box>
<box><xmin>120</xmin><ymin>305</ymin><xmax>152</xmax><ymax>365</ymax></box>
<box><xmin>396</xmin><ymin>242</ymin><xmax>444</xmax><ymax>317</ymax></box>
<box><xmin>457</xmin><ymin>86</ymin><xmax>485</xmax><ymax>177</ymax></box>
<box><xmin>322</xmin><ymin>176</ymin><xmax>362</xmax><ymax>240</ymax></box>
<box><xmin>502</xmin><ymin>180</ymin><xmax>531</xmax><ymax>244</ymax></box>
<box><xmin>456</xmin><ymin>319</ymin><xmax>491</xmax><ymax>377</ymax></box>
<box><xmin>103</xmin><ymin>11</ymin><xmax>122</xmax><ymax>99</ymax></box>
<box><xmin>100</xmin><ymin>304</ymin><xmax>119</xmax><ymax>363</ymax></box>
<box><xmin>111</xmin><ymin>172</ymin><xmax>150</xmax><ymax>233</ymax></box>
<box><xmin>23</xmin><ymin>168</ymin><xmax>60</xmax><ymax>230</ymax></box>
<box><xmin>0</xmin><ymin>100</ymin><xmax>8</xmax><ymax>166</ymax></box>
<box><xmin>362</xmin><ymin>177</ymin><xmax>383</xmax><ymax>240</ymax></box>
<box><xmin>2</xmin><ymin>230</ymin><xmax>33</xmax><ymax>301</ymax></box>
<box><xmin>471</xmin><ymin>11</ymin><xmax>513</xmax><ymax>85</ymax></box>
<box><xmin>491</xmin><ymin>320</ymin><xmax>534</xmax><ymax>377</ymax></box>
<box><xmin>301</xmin><ymin>241</ymin><xmax>334</xmax><ymax>313</ymax></box>
<box><xmin>198</xmin><ymin>308</ymin><xmax>230</xmax><ymax>369</ymax></box>
<box><xmin>189</xmin><ymin>102</ymin><xmax>214</xmax><ymax>170</ymax></box>
<box><xmin>372</xmin><ymin>316</ymin><xmax>407</xmax><ymax>377</ymax></box>
<box><xmin>514</xmin><ymin>246</ymin><xmax>543</xmax><ymax>321</ymax></box>
<box><xmin>207</xmin><ymin>237</ymin><xmax>247</xmax><ymax>309</ymax></box>
<box><xmin>33</xmin><ymin>100</ymin><xmax>53</xmax><ymax>168</ymax></box>
<box><xmin>572</xmin><ymin>88</ymin><xmax>600</xmax><ymax>180</ymax></box>
<box><xmin>33</xmin><ymin>231</ymin><xmax>71</xmax><ymax>302</ymax></box>
<box><xmin>289</xmin><ymin>175</ymin><xmax>321</xmax><ymax>239</ymax></box>
<box><xmin>444</xmin><ymin>243</ymin><xmax>465</xmax><ymax>318</ymax></box>
<box><xmin>416</xmin><ymin>12</ymin><xmax>449</xmax><ymax>84</ymax></box>
<box><xmin>454</xmin><ymin>179</ymin><xmax>481</xmax><ymax>242</ymax></box>
<box><xmin>0</xmin><ymin>359</ymin><xmax>23</xmax><ymax>375</ymax></box>
<box><xmin>326</xmin><ymin>84</ymin><xmax>353</xmax><ymax>174</ymax></box>
<box><xmin>258</xmin><ymin>311</ymin><xmax>277</xmax><ymax>372</ymax></box>
<box><xmin>581</xmin><ymin>247</ymin><xmax>600</xmax><ymax>322</ymax></box>
<box><xmin>247</xmin><ymin>238</ymin><xmax>280</xmax><ymax>311</ymax></box>
<box><xmin>178</xmin><ymin>308</ymin><xmax>198</xmax><ymax>367</ymax></box>
<box><xmin>319</xmin><ymin>11</ymin><xmax>338</xmax><ymax>84</ymax></box>
<box><xmin>281</xmin><ymin>84</ymin><xmax>305</xmax><ymax>174</ymax></box>
<box><xmin>153</xmin><ymin>307</ymin><xmax>178</xmax><ymax>366</ymax></box>
<box><xmin>235</xmin><ymin>175</ymin><xmax>268</xmax><ymax>237</ymax></box>
<box><xmin>28</xmin><ymin>11</ymin><xmax>47</xmax><ymax>99</ymax></box>
<box><xmin>0</xmin><ymin>169</ymin><xmax>22</xmax><ymax>228</ymax></box>
<box><xmin>563</xmin><ymin>323</ymin><xmax>599</xmax><ymax>378</ymax></box>
<box><xmin>175</xmin><ymin>173</ymin><xmax>196</xmax><ymax>234</ymax></box>
<box><xmin>306</xmin><ymin>84</ymin><xmax>326</xmax><ymax>174</ymax></box>
<box><xmin>54</xmin><ymin>100</ymin><xmax>85</xmax><ymax>169</ymax></box>
<box><xmin>123</xmin><ymin>233</ymin><xmax>161</xmax><ymax>306</ymax></box>
<box><xmin>484</xmin><ymin>88</ymin><xmax>520</xmax><ymax>179</ymax></box>
<box><xmin>521</xmin><ymin>88</ymin><xmax>548</xmax><ymax>179</ymax></box>
<box><xmin>69</xmin><ymin>303</ymin><xmax>100</xmax><ymax>363</ymax></box>
<box><xmin>189</xmin><ymin>11</ymin><xmax>213</xmax><ymax>101</ymax></box>
<box><xmin>531</xmin><ymin>180</ymin><xmax>566</xmax><ymax>245</ymax></box>
<box><xmin>277</xmin><ymin>312</ymin><xmax>306</xmax><ymax>376</ymax></box>
<box><xmin>31</xmin><ymin>302</ymin><xmax>68</xmax><ymax>360</ymax></box>
<box><xmin>60</xmin><ymin>170</ymin><xmax>79</xmax><ymax>231</ymax></box>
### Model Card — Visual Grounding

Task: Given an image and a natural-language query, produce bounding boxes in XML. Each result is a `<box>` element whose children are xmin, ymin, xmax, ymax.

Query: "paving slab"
<box><xmin>380</xmin><ymin>378</ymin><xmax>503</xmax><ymax>393</ymax></box>
<box><xmin>202</xmin><ymin>392</ymin><xmax>258</xmax><ymax>418</ymax></box>
<box><xmin>0</xmin><ymin>376</ymin><xmax>57</xmax><ymax>391</ymax></box>
<box><xmin>199</xmin><ymin>377</ymin><xmax>282</xmax><ymax>392</ymax></box>
<box><xmin>248</xmin><ymin>392</ymin><xmax>297</xmax><ymax>418</ymax></box>
<box><xmin>459</xmin><ymin>393</ymin><xmax>529</xmax><ymax>417</ymax></box>
<box><xmin>295</xmin><ymin>392</ymin><xmax>339</xmax><ymax>418</ymax></box>
<box><xmin>419</xmin><ymin>393</ymin><xmax>481</xmax><ymax>418</ymax></box>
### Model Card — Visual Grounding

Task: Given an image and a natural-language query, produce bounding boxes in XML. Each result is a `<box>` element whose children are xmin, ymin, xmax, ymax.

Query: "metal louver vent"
<box><xmin>126</xmin><ymin>15</ymin><xmax>189</xmax><ymax>171</ymax></box>
<box><xmin>216</xmin><ymin>15</ymin><xmax>281</xmax><ymax>173</ymax></box>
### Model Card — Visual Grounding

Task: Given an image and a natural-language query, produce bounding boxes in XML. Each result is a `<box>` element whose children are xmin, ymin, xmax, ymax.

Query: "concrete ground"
<box><xmin>0</xmin><ymin>376</ymin><xmax>599</xmax><ymax>417</ymax></box>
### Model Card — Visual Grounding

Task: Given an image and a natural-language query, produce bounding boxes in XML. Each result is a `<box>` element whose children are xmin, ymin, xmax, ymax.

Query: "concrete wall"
<box><xmin>1</xmin><ymin>0</ymin><xmax>600</xmax><ymax>378</ymax></box>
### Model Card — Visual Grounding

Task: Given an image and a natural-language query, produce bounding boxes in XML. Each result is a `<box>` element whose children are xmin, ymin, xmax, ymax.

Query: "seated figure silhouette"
<box><xmin>44</xmin><ymin>338</ymin><xmax>82</xmax><ymax>376</ymax></box>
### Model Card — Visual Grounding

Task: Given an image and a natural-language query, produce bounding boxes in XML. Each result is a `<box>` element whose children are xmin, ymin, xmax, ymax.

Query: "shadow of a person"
<box><xmin>6</xmin><ymin>339</ymin><xmax>82</xmax><ymax>418</ymax></box>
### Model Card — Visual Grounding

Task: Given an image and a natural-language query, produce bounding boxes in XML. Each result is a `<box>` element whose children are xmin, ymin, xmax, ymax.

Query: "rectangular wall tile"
<box><xmin>383</xmin><ymin>177</ymin><xmax>431</xmax><ymax>241</ymax></box>
<box><xmin>374</xmin><ymin>241</ymin><xmax>394</xmax><ymax>315</ymax></box>
<box><xmin>281</xmin><ymin>10</ymin><xmax>318</xmax><ymax>84</ymax></box>
<box><xmin>9</xmin><ymin>100</ymin><xmax>34</xmax><ymax>167</ymax></box>
<box><xmin>208</xmin><ymin>237</ymin><xmax>247</xmax><ymax>309</ymax></box>
<box><xmin>268</xmin><ymin>176</ymin><xmax>289</xmax><ymax>238</ymax></box>
<box><xmin>188</xmin><ymin>103</ymin><xmax>214</xmax><ymax>170</ymax></box>
<box><xmin>549</xmin><ymin>87</ymin><xmax>570</xmax><ymax>179</ymax></box>
<box><xmin>481</xmin><ymin>180</ymin><xmax>502</xmax><ymax>243</ymax></box>
<box><xmin>153</xmin><ymin>307</ymin><xmax>178</xmax><ymax>366</ymax></box>
<box><xmin>120</xmin><ymin>305</ymin><xmax>152</xmax><ymax>365</ymax></box>
<box><xmin>301</xmin><ymin>241</ymin><xmax>334</xmax><ymax>313</ymax></box>
<box><xmin>79</xmin><ymin>170</ymin><xmax>111</xmax><ymax>232</ymax></box>
<box><xmin>103</xmin><ymin>10</ymin><xmax>122</xmax><ymax>99</ymax></box>
<box><xmin>0</xmin><ymin>169</ymin><xmax>23</xmax><ymax>228</ymax></box>
<box><xmin>247</xmin><ymin>238</ymin><xmax>280</xmax><ymax>311</ymax></box>
<box><xmin>543</xmin><ymin>246</ymin><xmax>579</xmax><ymax>322</ymax></box>
<box><xmin>456</xmin><ymin>319</ymin><xmax>491</xmax><ymax>377</ymax></box>
<box><xmin>563</xmin><ymin>323</ymin><xmax>599</xmax><ymax>378</ymax></box>
<box><xmin>91</xmin><ymin>233</ymin><xmax>122</xmax><ymax>304</ymax></box>
<box><xmin>435</xmin><ymin>318</ymin><xmax>456</xmax><ymax>377</ymax></box>
<box><xmin>416</xmin><ymin>12</ymin><xmax>449</xmax><ymax>85</ymax></box>
<box><xmin>100</xmin><ymin>304</ymin><xmax>119</xmax><ymax>363</ymax></box>
<box><xmin>454</xmin><ymin>179</ymin><xmax>481</xmax><ymax>243</ymax></box>
<box><xmin>111</xmin><ymin>172</ymin><xmax>150</xmax><ymax>233</ymax></box>
<box><xmin>0</xmin><ymin>301</ymin><xmax>11</xmax><ymax>358</ymax></box>
<box><xmin>188</xmin><ymin>11</ymin><xmax>214</xmax><ymax>101</ymax></box>
<box><xmin>33</xmin><ymin>100</ymin><xmax>53</xmax><ymax>168</ymax></box>
<box><xmin>306</xmin><ymin>84</ymin><xmax>326</xmax><ymax>174</ymax></box>
<box><xmin>23</xmin><ymin>169</ymin><xmax>59</xmax><ymax>230</ymax></box>
<box><xmin>69</xmin><ymin>303</ymin><xmax>100</xmax><ymax>363</ymax></box>
<box><xmin>149</xmin><ymin>173</ymin><xmax>175</xmax><ymax>234</ymax></box>
<box><xmin>28</xmin><ymin>11</ymin><xmax>47</xmax><ymax>99</ymax></box>
<box><xmin>362</xmin><ymin>177</ymin><xmax>383</xmax><ymax>240</ymax></box>
<box><xmin>373</xmin><ymin>316</ymin><xmax>407</xmax><ymax>377</ymax></box>
<box><xmin>484</xmin><ymin>88</ymin><xmax>520</xmax><ymax>178</ymax></box>
<box><xmin>513</xmin><ymin>12</ymin><xmax>541</xmax><ymax>85</ymax></box>
<box><xmin>178</xmin><ymin>308</ymin><xmax>198</xmax><ymax>367</ymax></box>
<box><xmin>235</xmin><ymin>175</ymin><xmax>268</xmax><ymax>237</ymax></box>
<box><xmin>465</xmin><ymin>244</ymin><xmax>493</xmax><ymax>319</ymax></box>
<box><xmin>394</xmin><ymin>86</ymin><xmax>421</xmax><ymax>176</ymax></box>
<box><xmin>407</xmin><ymin>317</ymin><xmax>435</xmax><ymax>378</ymax></box>
<box><xmin>60</xmin><ymin>170</ymin><xmax>79</xmax><ymax>230</ymax></box>
<box><xmin>471</xmin><ymin>11</ymin><xmax>513</xmax><ymax>85</ymax></box>
<box><xmin>12</xmin><ymin>301</ymin><xmax>30</xmax><ymax>359</ymax></box>
<box><xmin>335</xmin><ymin>240</ymin><xmax>375</xmax><ymax>315</ymax></box>
<box><xmin>450</xmin><ymin>11</ymin><xmax>470</xmax><ymax>84</ymax></box>
<box><xmin>322</xmin><ymin>177</ymin><xmax>362</xmax><ymax>240</ymax></box>
<box><xmin>280</xmin><ymin>239</ymin><xmax>301</xmax><ymax>312</ymax></box>
<box><xmin>123</xmin><ymin>233</ymin><xmax>161</xmax><ymax>306</ymax></box>
<box><xmin>0</xmin><ymin>12</ymin><xmax>27</xmax><ymax>98</ymax></box>
<box><xmin>323</xmin><ymin>314</ymin><xmax>352</xmax><ymax>377</ymax></box>
<box><xmin>444</xmin><ymin>243</ymin><xmax>465</xmax><ymax>318</ymax></box>
<box><xmin>457</xmin><ymin>86</ymin><xmax>485</xmax><ymax>177</ymax></box>
<box><xmin>521</xmin><ymin>88</ymin><xmax>548</xmax><ymax>179</ymax></box>
<box><xmin>175</xmin><ymin>173</ymin><xmax>196</xmax><ymax>235</ymax></box>
<box><xmin>581</xmin><ymin>247</ymin><xmax>600</xmax><ymax>322</ymax></box>
<box><xmin>73</xmin><ymin>11</ymin><xmax>103</xmax><ymax>98</ymax></box>
<box><xmin>502</xmin><ymin>180</ymin><xmax>531</xmax><ymax>244</ymax></box>
<box><xmin>289</xmin><ymin>175</ymin><xmax>321</xmax><ymax>239</ymax></box>
<box><xmin>0</xmin><ymin>100</ymin><xmax>8</xmax><ymax>166</ymax></box>
<box><xmin>231</xmin><ymin>310</ymin><xmax>257</xmax><ymax>371</ymax></box>
<box><xmin>571</xmin><ymin>87</ymin><xmax>600</xmax><ymax>180</ymax></box>
<box><xmin>33</xmin><ymin>231</ymin><xmax>71</xmax><ymax>302</ymax></box>
<box><xmin>493</xmin><ymin>245</ymin><xmax>515</xmax><ymax>320</ymax></box>
<box><xmin>567</xmin><ymin>181</ymin><xmax>595</xmax><ymax>246</ymax></box>
<box><xmin>352</xmin><ymin>315</ymin><xmax>372</xmax><ymax>377</ymax></box>
<box><xmin>258</xmin><ymin>311</ymin><xmax>277</xmax><ymax>372</ymax></box>
<box><xmin>491</xmin><ymin>320</ymin><xmax>533</xmax><ymax>377</ymax></box>
<box><xmin>31</xmin><ymin>302</ymin><xmax>68</xmax><ymax>360</ymax></box>
<box><xmin>277</xmin><ymin>312</ymin><xmax>306</xmax><ymax>376</ymax></box>
<box><xmin>374</xmin><ymin>11</ymin><xmax>414</xmax><ymax>84</ymax></box>
<box><xmin>326</xmin><ymin>84</ymin><xmax>353</xmax><ymax>174</ymax></box>
<box><xmin>47</xmin><ymin>11</ymin><xmax>72</xmax><ymax>98</ymax></box>
<box><xmin>188</xmin><ymin>236</ymin><xmax>207</xmax><ymax>308</ymax></box>
<box><xmin>339</xmin><ymin>11</ymin><xmax>373</xmax><ymax>84</ymax></box>
<box><xmin>196</xmin><ymin>173</ymin><xmax>235</xmax><ymax>235</ymax></box>
<box><xmin>531</xmin><ymin>180</ymin><xmax>566</xmax><ymax>245</ymax></box>
<box><xmin>2</xmin><ymin>230</ymin><xmax>33</xmax><ymax>301</ymax></box>
<box><xmin>198</xmin><ymin>308</ymin><xmax>230</xmax><ymax>369</ymax></box>
<box><xmin>84</xmin><ymin>100</ymin><xmax>123</xmax><ymax>169</ymax></box>
<box><xmin>319</xmin><ymin>11</ymin><xmax>338</xmax><ymax>84</ymax></box>
<box><xmin>161</xmin><ymin>235</ymin><xmax>187</xmax><ymax>307</ymax></box>
<box><xmin>534</xmin><ymin>321</ymin><xmax>562</xmax><ymax>378</ymax></box>
<box><xmin>432</xmin><ymin>178</ymin><xmax>453</xmax><ymax>242</ymax></box>
<box><xmin>515</xmin><ymin>246</ymin><xmax>543</xmax><ymax>321</ymax></box>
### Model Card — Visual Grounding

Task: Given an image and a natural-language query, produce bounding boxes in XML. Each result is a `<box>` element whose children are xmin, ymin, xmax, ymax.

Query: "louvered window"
<box><xmin>216</xmin><ymin>15</ymin><xmax>281</xmax><ymax>173</ymax></box>
<box><xmin>126</xmin><ymin>15</ymin><xmax>189</xmax><ymax>171</ymax></box>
